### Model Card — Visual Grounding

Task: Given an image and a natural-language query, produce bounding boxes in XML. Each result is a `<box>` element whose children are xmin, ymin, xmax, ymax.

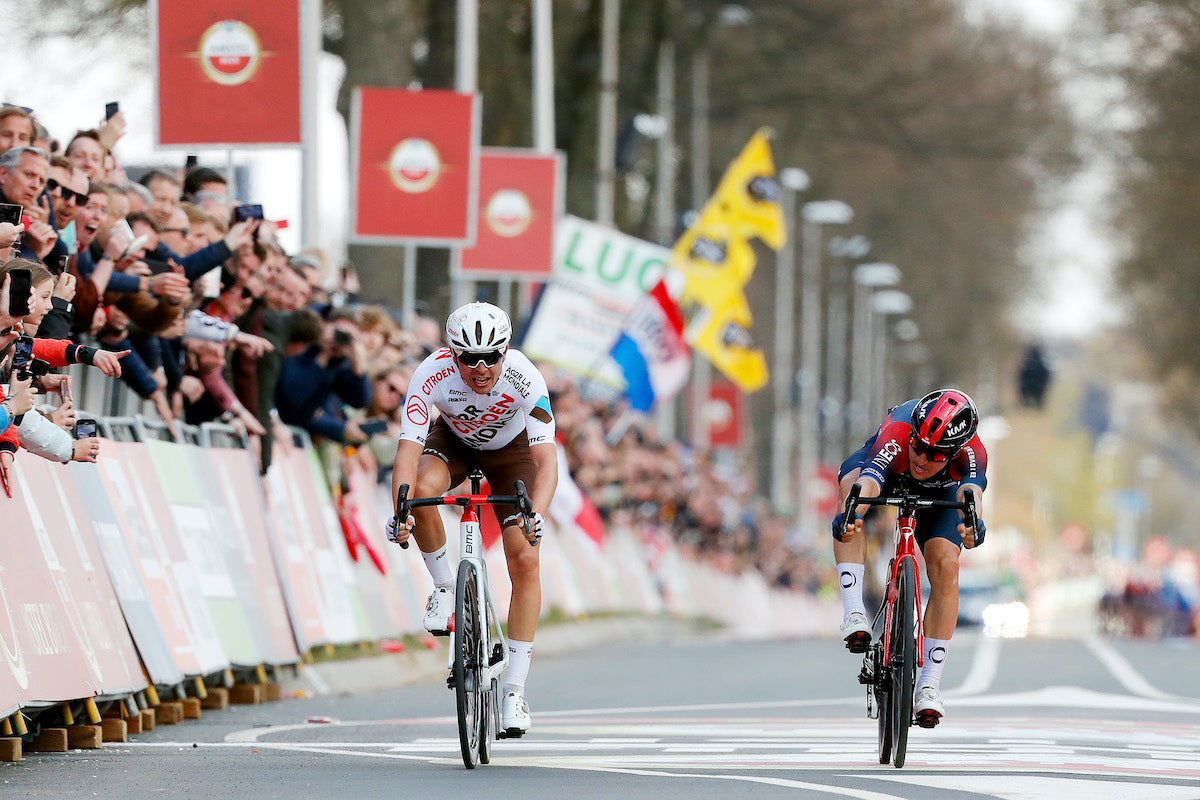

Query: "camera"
<box><xmin>7</xmin><ymin>267</ymin><xmax>31</xmax><ymax>317</ymax></box>
<box><xmin>0</xmin><ymin>203</ymin><xmax>21</xmax><ymax>227</ymax></box>
<box><xmin>74</xmin><ymin>419</ymin><xmax>99</xmax><ymax>440</ymax></box>
<box><xmin>234</xmin><ymin>204</ymin><xmax>264</xmax><ymax>222</ymax></box>
<box><xmin>332</xmin><ymin>329</ymin><xmax>353</xmax><ymax>347</ymax></box>
<box><xmin>11</xmin><ymin>335</ymin><xmax>34</xmax><ymax>379</ymax></box>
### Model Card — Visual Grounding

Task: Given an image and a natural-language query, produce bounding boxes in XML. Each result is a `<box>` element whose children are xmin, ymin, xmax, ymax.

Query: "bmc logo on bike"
<box><xmin>465</xmin><ymin>542</ymin><xmax>473</xmax><ymax>554</ymax></box>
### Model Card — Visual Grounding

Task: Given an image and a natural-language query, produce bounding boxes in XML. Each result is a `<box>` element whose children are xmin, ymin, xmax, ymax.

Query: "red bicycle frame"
<box><xmin>882</xmin><ymin>510</ymin><xmax>924</xmax><ymax>672</ymax></box>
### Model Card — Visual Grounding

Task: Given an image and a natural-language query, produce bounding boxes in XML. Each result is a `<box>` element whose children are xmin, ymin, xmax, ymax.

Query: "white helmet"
<box><xmin>446</xmin><ymin>302</ymin><xmax>512</xmax><ymax>354</ymax></box>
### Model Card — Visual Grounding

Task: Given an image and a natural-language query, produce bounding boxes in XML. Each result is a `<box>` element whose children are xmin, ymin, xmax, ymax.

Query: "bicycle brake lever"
<box><xmin>393</xmin><ymin>484</ymin><xmax>411</xmax><ymax>549</ymax></box>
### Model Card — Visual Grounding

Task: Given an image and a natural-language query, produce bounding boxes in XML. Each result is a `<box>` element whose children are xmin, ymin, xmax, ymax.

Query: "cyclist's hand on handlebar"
<box><xmin>960</xmin><ymin>516</ymin><xmax>986</xmax><ymax>549</ymax></box>
<box><xmin>387</xmin><ymin>514</ymin><xmax>415</xmax><ymax>546</ymax></box>
<box><xmin>503</xmin><ymin>511</ymin><xmax>544</xmax><ymax>546</ymax></box>
<box><xmin>832</xmin><ymin>511</ymin><xmax>864</xmax><ymax>542</ymax></box>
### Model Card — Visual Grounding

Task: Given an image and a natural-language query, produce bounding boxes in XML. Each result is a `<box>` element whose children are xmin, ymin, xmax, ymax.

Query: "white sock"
<box><xmin>918</xmin><ymin>637</ymin><xmax>950</xmax><ymax>689</ymax></box>
<box><xmin>836</xmin><ymin>562</ymin><xmax>866</xmax><ymax>617</ymax></box>
<box><xmin>421</xmin><ymin>544</ymin><xmax>454</xmax><ymax>589</ymax></box>
<box><xmin>503</xmin><ymin>639</ymin><xmax>534</xmax><ymax>696</ymax></box>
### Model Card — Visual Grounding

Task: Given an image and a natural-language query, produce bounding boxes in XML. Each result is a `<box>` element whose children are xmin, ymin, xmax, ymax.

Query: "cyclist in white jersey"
<box><xmin>389</xmin><ymin>302</ymin><xmax>557</xmax><ymax>736</ymax></box>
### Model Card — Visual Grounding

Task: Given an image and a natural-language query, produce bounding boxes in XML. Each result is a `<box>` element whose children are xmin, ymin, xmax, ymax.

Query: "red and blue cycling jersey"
<box><xmin>842</xmin><ymin>398</ymin><xmax>988</xmax><ymax>494</ymax></box>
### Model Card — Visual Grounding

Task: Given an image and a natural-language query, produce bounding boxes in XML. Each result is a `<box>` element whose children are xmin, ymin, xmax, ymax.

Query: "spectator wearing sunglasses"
<box><xmin>47</xmin><ymin>157</ymin><xmax>89</xmax><ymax>254</ymax></box>
<box><xmin>831</xmin><ymin>388</ymin><xmax>988</xmax><ymax>728</ymax></box>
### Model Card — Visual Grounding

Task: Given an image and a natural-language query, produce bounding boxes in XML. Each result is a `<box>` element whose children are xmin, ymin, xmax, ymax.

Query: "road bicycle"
<box><xmin>395</xmin><ymin>470</ymin><xmax>536</xmax><ymax>769</ymax></box>
<box><xmin>838</xmin><ymin>483</ymin><xmax>979</xmax><ymax>768</ymax></box>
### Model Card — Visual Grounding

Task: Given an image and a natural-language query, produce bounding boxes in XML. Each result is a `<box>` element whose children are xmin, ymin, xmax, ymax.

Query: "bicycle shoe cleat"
<box><xmin>840</xmin><ymin>610</ymin><xmax>871</xmax><ymax>653</ymax></box>
<box><xmin>423</xmin><ymin>587</ymin><xmax>453</xmax><ymax>636</ymax></box>
<box><xmin>914</xmin><ymin>683</ymin><xmax>944</xmax><ymax>728</ymax></box>
<box><xmin>501</xmin><ymin>691</ymin><xmax>531</xmax><ymax>737</ymax></box>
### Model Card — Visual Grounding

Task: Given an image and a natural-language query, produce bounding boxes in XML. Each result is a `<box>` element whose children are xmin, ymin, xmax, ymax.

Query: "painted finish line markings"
<box><xmin>119</xmin><ymin>715</ymin><xmax>1200</xmax><ymax>780</ymax></box>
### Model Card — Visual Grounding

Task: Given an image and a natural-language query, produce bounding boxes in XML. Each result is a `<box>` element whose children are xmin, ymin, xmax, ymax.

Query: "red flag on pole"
<box><xmin>455</xmin><ymin>148</ymin><xmax>562</xmax><ymax>279</ymax></box>
<box><xmin>350</xmin><ymin>87</ymin><xmax>481</xmax><ymax>245</ymax></box>
<box><xmin>153</xmin><ymin>0</ymin><xmax>302</xmax><ymax>146</ymax></box>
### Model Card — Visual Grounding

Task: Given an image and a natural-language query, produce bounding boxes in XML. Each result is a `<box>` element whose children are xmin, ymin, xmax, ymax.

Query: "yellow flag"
<box><xmin>668</xmin><ymin>128</ymin><xmax>784</xmax><ymax>393</ymax></box>
<box><xmin>709</xmin><ymin>129</ymin><xmax>786</xmax><ymax>250</ymax></box>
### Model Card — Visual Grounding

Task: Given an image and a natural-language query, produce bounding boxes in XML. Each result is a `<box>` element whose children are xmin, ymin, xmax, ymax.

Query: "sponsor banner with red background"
<box><xmin>351</xmin><ymin>87</ymin><xmax>480</xmax><ymax>245</ymax></box>
<box><xmin>154</xmin><ymin>0</ymin><xmax>302</xmax><ymax>146</ymax></box>
<box><xmin>706</xmin><ymin>379</ymin><xmax>744</xmax><ymax>448</ymax></box>
<box><xmin>455</xmin><ymin>148</ymin><xmax>563</xmax><ymax>279</ymax></box>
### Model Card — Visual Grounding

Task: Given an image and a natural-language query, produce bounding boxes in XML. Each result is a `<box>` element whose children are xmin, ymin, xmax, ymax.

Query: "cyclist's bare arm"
<box><xmin>840</xmin><ymin>477</ymin><xmax>882</xmax><ymax>542</ymax></box>
<box><xmin>957</xmin><ymin>483</ymin><xmax>985</xmax><ymax>549</ymax></box>
<box><xmin>527</xmin><ymin>441</ymin><xmax>558</xmax><ymax>517</ymax></box>
<box><xmin>389</xmin><ymin>439</ymin><xmax>425</xmax><ymax>543</ymax></box>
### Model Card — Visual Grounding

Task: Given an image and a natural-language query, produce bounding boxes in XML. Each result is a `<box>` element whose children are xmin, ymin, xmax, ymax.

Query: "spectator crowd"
<box><xmin>0</xmin><ymin>102</ymin><xmax>834</xmax><ymax>598</ymax></box>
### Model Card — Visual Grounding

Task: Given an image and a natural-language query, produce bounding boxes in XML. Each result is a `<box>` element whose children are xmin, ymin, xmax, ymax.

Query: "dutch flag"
<box><xmin>610</xmin><ymin>279</ymin><xmax>691</xmax><ymax>412</ymax></box>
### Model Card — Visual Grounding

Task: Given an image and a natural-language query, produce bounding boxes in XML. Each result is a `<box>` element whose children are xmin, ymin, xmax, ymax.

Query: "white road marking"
<box><xmin>947</xmin><ymin>634</ymin><xmax>1000</xmax><ymax>696</ymax></box>
<box><xmin>1083</xmin><ymin>636</ymin><xmax>1173</xmax><ymax>699</ymax></box>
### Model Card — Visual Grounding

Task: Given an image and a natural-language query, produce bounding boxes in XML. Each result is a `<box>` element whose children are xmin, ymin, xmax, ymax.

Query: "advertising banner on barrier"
<box><xmin>350</xmin><ymin>87</ymin><xmax>480</xmax><ymax>245</ymax></box>
<box><xmin>96</xmin><ymin>442</ymin><xmax>228</xmax><ymax>677</ymax></box>
<box><xmin>263</xmin><ymin>456</ymin><xmax>328</xmax><ymax>651</ymax></box>
<box><xmin>71</xmin><ymin>458</ymin><xmax>184</xmax><ymax>687</ymax></box>
<box><xmin>208</xmin><ymin>448</ymin><xmax>301</xmax><ymax>665</ymax></box>
<box><xmin>0</xmin><ymin>460</ymin><xmax>97</xmax><ymax>704</ymax></box>
<box><xmin>22</xmin><ymin>456</ymin><xmax>146</xmax><ymax>698</ymax></box>
<box><xmin>455</xmin><ymin>148</ymin><xmax>562</xmax><ymax>279</ymax></box>
<box><xmin>153</xmin><ymin>0</ymin><xmax>302</xmax><ymax>146</ymax></box>
<box><xmin>148</xmin><ymin>439</ymin><xmax>269</xmax><ymax>668</ymax></box>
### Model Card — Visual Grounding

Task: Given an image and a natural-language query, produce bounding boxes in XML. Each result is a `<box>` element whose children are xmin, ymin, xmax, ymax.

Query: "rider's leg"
<box><xmin>834</xmin><ymin>468</ymin><xmax>868</xmax><ymax>617</ymax></box>
<box><xmin>919</xmin><ymin>535</ymin><xmax>961</xmax><ymax>690</ymax></box>
<box><xmin>411</xmin><ymin>454</ymin><xmax>454</xmax><ymax>586</ymax></box>
<box><xmin>500</xmin><ymin>521</ymin><xmax>540</xmax><ymax>708</ymax></box>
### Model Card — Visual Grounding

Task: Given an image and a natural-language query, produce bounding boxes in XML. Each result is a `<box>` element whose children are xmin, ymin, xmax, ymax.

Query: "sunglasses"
<box><xmin>161</xmin><ymin>227</ymin><xmax>190</xmax><ymax>236</ymax></box>
<box><xmin>909</xmin><ymin>436</ymin><xmax>955</xmax><ymax>463</ymax></box>
<box><xmin>47</xmin><ymin>178</ymin><xmax>88</xmax><ymax>206</ymax></box>
<box><xmin>454</xmin><ymin>349</ymin><xmax>504</xmax><ymax>368</ymax></box>
<box><xmin>381</xmin><ymin>381</ymin><xmax>406</xmax><ymax>395</ymax></box>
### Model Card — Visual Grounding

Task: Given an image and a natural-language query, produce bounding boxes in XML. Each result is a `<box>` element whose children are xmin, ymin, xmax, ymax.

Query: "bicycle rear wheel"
<box><xmin>454</xmin><ymin>561</ymin><xmax>483</xmax><ymax>769</ymax></box>
<box><xmin>890</xmin><ymin>558</ymin><xmax>918</xmax><ymax>768</ymax></box>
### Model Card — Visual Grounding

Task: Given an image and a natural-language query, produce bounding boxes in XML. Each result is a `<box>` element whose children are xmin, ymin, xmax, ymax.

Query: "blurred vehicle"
<box><xmin>958</xmin><ymin>570</ymin><xmax>1028</xmax><ymax>638</ymax></box>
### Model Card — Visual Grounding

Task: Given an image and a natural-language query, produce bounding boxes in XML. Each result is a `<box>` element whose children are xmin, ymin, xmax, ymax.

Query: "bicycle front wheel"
<box><xmin>890</xmin><ymin>558</ymin><xmax>918</xmax><ymax>768</ymax></box>
<box><xmin>454</xmin><ymin>560</ymin><xmax>483</xmax><ymax>769</ymax></box>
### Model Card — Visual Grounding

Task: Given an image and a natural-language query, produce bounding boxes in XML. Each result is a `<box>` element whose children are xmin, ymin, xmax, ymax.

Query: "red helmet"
<box><xmin>911</xmin><ymin>389</ymin><xmax>978</xmax><ymax>455</ymax></box>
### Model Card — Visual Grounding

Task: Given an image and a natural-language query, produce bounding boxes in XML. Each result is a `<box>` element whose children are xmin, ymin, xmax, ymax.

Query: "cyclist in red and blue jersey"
<box><xmin>832</xmin><ymin>388</ymin><xmax>987</xmax><ymax>727</ymax></box>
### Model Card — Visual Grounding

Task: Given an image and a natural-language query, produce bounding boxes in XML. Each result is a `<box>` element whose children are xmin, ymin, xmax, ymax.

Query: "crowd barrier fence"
<box><xmin>0</xmin><ymin>414</ymin><xmax>837</xmax><ymax>760</ymax></box>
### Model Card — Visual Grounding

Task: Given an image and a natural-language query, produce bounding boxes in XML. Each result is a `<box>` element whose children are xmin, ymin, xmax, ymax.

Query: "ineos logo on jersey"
<box><xmin>840</xmin><ymin>571</ymin><xmax>856</xmax><ymax>589</ymax></box>
<box><xmin>406</xmin><ymin>396</ymin><xmax>429</xmax><ymax>426</ymax></box>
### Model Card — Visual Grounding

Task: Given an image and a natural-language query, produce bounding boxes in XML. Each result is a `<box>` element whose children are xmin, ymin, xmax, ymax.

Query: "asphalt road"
<box><xmin>4</xmin><ymin>625</ymin><xmax>1199</xmax><ymax>799</ymax></box>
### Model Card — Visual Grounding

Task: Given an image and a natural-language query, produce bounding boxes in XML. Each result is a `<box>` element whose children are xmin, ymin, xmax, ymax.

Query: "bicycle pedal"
<box><xmin>503</xmin><ymin>728</ymin><xmax>525</xmax><ymax>739</ymax></box>
<box><xmin>446</xmin><ymin>673</ymin><xmax>456</xmax><ymax>689</ymax></box>
<box><xmin>844</xmin><ymin>632</ymin><xmax>870</xmax><ymax>654</ymax></box>
<box><xmin>915</xmin><ymin>711</ymin><xmax>940</xmax><ymax>729</ymax></box>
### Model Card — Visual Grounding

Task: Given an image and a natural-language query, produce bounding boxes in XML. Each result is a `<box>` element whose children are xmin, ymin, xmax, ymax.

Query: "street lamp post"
<box><xmin>770</xmin><ymin>167</ymin><xmax>811</xmax><ymax>514</ymax></box>
<box><xmin>796</xmin><ymin>200</ymin><xmax>852</xmax><ymax>537</ymax></box>
<box><xmin>869</xmin><ymin>289</ymin><xmax>913</xmax><ymax>417</ymax></box>
<box><xmin>822</xmin><ymin>234</ymin><xmax>871</xmax><ymax>462</ymax></box>
<box><xmin>850</xmin><ymin>262</ymin><xmax>900</xmax><ymax>440</ymax></box>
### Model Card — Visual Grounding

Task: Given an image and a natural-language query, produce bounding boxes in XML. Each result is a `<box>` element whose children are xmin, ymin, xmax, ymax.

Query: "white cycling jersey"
<box><xmin>399</xmin><ymin>347</ymin><xmax>556</xmax><ymax>451</ymax></box>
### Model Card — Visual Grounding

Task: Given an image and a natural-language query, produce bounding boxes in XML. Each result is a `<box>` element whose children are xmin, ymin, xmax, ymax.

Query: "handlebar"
<box><xmin>836</xmin><ymin>483</ymin><xmax>979</xmax><ymax>542</ymax></box>
<box><xmin>393</xmin><ymin>479</ymin><xmax>538</xmax><ymax>548</ymax></box>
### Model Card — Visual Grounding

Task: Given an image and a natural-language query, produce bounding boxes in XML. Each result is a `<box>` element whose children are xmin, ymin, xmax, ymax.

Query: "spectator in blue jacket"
<box><xmin>274</xmin><ymin>308</ymin><xmax>372</xmax><ymax>444</ymax></box>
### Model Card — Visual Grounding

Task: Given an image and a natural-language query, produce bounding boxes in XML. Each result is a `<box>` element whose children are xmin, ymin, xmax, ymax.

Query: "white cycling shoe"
<box><xmin>840</xmin><ymin>611</ymin><xmax>871</xmax><ymax>653</ymax></box>
<box><xmin>501</xmin><ymin>691</ymin><xmax>531</xmax><ymax>736</ymax></box>
<box><xmin>914</xmin><ymin>683</ymin><xmax>944</xmax><ymax>728</ymax></box>
<box><xmin>423</xmin><ymin>587</ymin><xmax>453</xmax><ymax>636</ymax></box>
